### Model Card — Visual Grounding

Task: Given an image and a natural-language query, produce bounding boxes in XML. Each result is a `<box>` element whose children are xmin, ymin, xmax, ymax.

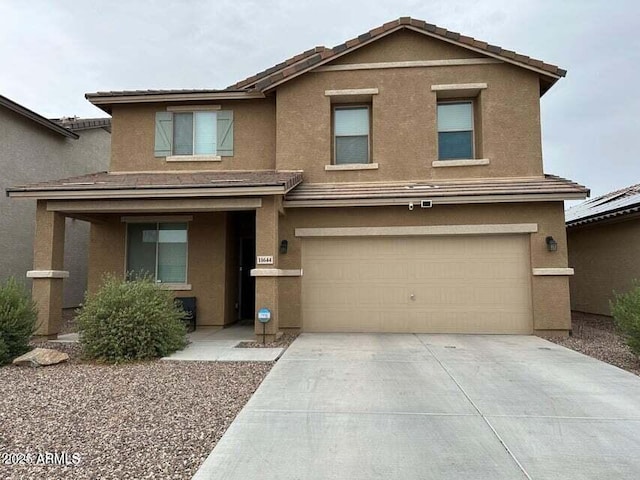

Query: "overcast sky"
<box><xmin>1</xmin><ymin>0</ymin><xmax>638</xmax><ymax>199</ymax></box>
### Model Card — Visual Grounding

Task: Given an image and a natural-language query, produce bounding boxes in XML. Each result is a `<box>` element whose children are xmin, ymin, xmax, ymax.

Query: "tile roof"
<box><xmin>565</xmin><ymin>184</ymin><xmax>640</xmax><ymax>227</ymax></box>
<box><xmin>0</xmin><ymin>94</ymin><xmax>78</xmax><ymax>139</ymax></box>
<box><xmin>284</xmin><ymin>175</ymin><xmax>587</xmax><ymax>206</ymax></box>
<box><xmin>230</xmin><ymin>46</ymin><xmax>329</xmax><ymax>90</ymax></box>
<box><xmin>7</xmin><ymin>170</ymin><xmax>303</xmax><ymax>197</ymax></box>
<box><xmin>87</xmin><ymin>88</ymin><xmax>244</xmax><ymax>98</ymax></box>
<box><xmin>86</xmin><ymin>16</ymin><xmax>567</xmax><ymax>107</ymax></box>
<box><xmin>229</xmin><ymin>17</ymin><xmax>567</xmax><ymax>92</ymax></box>
<box><xmin>51</xmin><ymin>117</ymin><xmax>111</xmax><ymax>132</ymax></box>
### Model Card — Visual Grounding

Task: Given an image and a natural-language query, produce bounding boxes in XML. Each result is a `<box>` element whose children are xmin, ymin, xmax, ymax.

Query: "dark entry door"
<box><xmin>238</xmin><ymin>237</ymin><xmax>256</xmax><ymax>320</ymax></box>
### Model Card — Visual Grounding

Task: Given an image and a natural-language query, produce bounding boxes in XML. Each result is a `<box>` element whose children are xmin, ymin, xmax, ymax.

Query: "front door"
<box><xmin>238</xmin><ymin>237</ymin><xmax>256</xmax><ymax>320</ymax></box>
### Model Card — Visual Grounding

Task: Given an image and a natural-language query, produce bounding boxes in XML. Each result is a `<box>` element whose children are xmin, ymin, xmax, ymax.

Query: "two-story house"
<box><xmin>8</xmin><ymin>18</ymin><xmax>588</xmax><ymax>339</ymax></box>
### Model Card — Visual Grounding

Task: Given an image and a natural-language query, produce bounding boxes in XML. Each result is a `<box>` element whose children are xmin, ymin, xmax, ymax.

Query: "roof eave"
<box><xmin>7</xmin><ymin>184</ymin><xmax>289</xmax><ymax>200</ymax></box>
<box><xmin>259</xmin><ymin>23</ymin><xmax>564</xmax><ymax>94</ymax></box>
<box><xmin>284</xmin><ymin>191</ymin><xmax>588</xmax><ymax>208</ymax></box>
<box><xmin>85</xmin><ymin>91</ymin><xmax>266</xmax><ymax>113</ymax></box>
<box><xmin>566</xmin><ymin>204</ymin><xmax>640</xmax><ymax>228</ymax></box>
<box><xmin>0</xmin><ymin>95</ymin><xmax>79</xmax><ymax>139</ymax></box>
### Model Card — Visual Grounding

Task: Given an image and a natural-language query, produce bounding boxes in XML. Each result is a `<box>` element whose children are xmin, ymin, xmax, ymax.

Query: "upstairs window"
<box><xmin>154</xmin><ymin>110</ymin><xmax>234</xmax><ymax>158</ymax></box>
<box><xmin>437</xmin><ymin>102</ymin><xmax>474</xmax><ymax>160</ymax></box>
<box><xmin>173</xmin><ymin>112</ymin><xmax>217</xmax><ymax>155</ymax></box>
<box><xmin>333</xmin><ymin>106</ymin><xmax>370</xmax><ymax>164</ymax></box>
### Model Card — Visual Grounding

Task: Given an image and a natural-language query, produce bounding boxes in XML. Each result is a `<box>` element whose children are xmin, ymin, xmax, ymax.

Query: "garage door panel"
<box><xmin>302</xmin><ymin>235</ymin><xmax>532</xmax><ymax>334</ymax></box>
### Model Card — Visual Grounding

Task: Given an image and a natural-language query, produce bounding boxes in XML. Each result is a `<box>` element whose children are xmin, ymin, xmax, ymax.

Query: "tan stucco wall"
<box><xmin>276</xmin><ymin>30</ymin><xmax>543</xmax><ymax>183</ymax></box>
<box><xmin>106</xmin><ymin>29</ymin><xmax>543</xmax><ymax>183</ymax></box>
<box><xmin>331</xmin><ymin>29</ymin><xmax>485</xmax><ymax>64</ymax></box>
<box><xmin>278</xmin><ymin>201</ymin><xmax>570</xmax><ymax>332</ymax></box>
<box><xmin>31</xmin><ymin>201</ymin><xmax>66</xmax><ymax>336</ymax></box>
<box><xmin>568</xmin><ymin>219</ymin><xmax>640</xmax><ymax>316</ymax></box>
<box><xmin>0</xmin><ymin>107</ymin><xmax>111</xmax><ymax>307</ymax></box>
<box><xmin>109</xmin><ymin>99</ymin><xmax>276</xmax><ymax>172</ymax></box>
<box><xmin>80</xmin><ymin>200</ymin><xmax>570</xmax><ymax>333</ymax></box>
<box><xmin>87</xmin><ymin>213</ymin><xmax>234</xmax><ymax>326</ymax></box>
<box><xmin>87</xmin><ymin>215</ymin><xmax>126</xmax><ymax>294</ymax></box>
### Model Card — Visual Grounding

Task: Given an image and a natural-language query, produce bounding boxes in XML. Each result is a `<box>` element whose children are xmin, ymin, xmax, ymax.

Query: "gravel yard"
<box><xmin>544</xmin><ymin>311</ymin><xmax>640</xmax><ymax>376</ymax></box>
<box><xmin>236</xmin><ymin>332</ymin><xmax>299</xmax><ymax>349</ymax></box>
<box><xmin>0</xmin><ymin>357</ymin><xmax>272</xmax><ymax>479</ymax></box>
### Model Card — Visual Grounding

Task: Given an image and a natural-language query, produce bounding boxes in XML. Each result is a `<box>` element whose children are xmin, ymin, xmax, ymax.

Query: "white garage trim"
<box><xmin>295</xmin><ymin>223</ymin><xmax>538</xmax><ymax>238</ymax></box>
<box><xmin>532</xmin><ymin>268</ymin><xmax>574</xmax><ymax>276</ymax></box>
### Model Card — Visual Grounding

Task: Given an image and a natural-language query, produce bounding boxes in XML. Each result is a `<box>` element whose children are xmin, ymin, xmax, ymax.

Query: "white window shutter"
<box><xmin>154</xmin><ymin>112</ymin><xmax>173</xmax><ymax>157</ymax></box>
<box><xmin>217</xmin><ymin>110</ymin><xmax>234</xmax><ymax>156</ymax></box>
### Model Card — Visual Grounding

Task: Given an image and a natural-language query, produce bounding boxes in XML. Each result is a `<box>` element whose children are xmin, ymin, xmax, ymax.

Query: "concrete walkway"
<box><xmin>162</xmin><ymin>322</ymin><xmax>283</xmax><ymax>362</ymax></box>
<box><xmin>50</xmin><ymin>333</ymin><xmax>79</xmax><ymax>344</ymax></box>
<box><xmin>193</xmin><ymin>333</ymin><xmax>640</xmax><ymax>479</ymax></box>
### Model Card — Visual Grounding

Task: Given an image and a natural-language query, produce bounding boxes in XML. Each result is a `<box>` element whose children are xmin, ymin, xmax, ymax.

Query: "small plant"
<box><xmin>0</xmin><ymin>277</ymin><xmax>38</xmax><ymax>365</ymax></box>
<box><xmin>77</xmin><ymin>274</ymin><xmax>187</xmax><ymax>362</ymax></box>
<box><xmin>611</xmin><ymin>282</ymin><xmax>640</xmax><ymax>356</ymax></box>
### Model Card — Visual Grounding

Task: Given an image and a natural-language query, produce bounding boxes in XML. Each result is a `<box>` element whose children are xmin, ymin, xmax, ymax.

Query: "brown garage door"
<box><xmin>301</xmin><ymin>235</ymin><xmax>532</xmax><ymax>333</ymax></box>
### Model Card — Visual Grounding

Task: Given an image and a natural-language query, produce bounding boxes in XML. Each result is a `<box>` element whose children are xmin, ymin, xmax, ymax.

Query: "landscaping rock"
<box><xmin>543</xmin><ymin>312</ymin><xmax>640</xmax><ymax>376</ymax></box>
<box><xmin>12</xmin><ymin>347</ymin><xmax>69</xmax><ymax>367</ymax></box>
<box><xmin>236</xmin><ymin>332</ymin><xmax>299</xmax><ymax>349</ymax></box>
<box><xmin>0</xmin><ymin>360</ymin><xmax>272</xmax><ymax>479</ymax></box>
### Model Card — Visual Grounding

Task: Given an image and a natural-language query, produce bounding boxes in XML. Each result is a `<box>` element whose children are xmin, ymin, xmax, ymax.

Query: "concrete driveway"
<box><xmin>193</xmin><ymin>334</ymin><xmax>640</xmax><ymax>479</ymax></box>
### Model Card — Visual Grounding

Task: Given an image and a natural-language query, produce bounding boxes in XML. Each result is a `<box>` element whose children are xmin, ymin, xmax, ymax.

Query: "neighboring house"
<box><xmin>0</xmin><ymin>95</ymin><xmax>111</xmax><ymax>308</ymax></box>
<box><xmin>566</xmin><ymin>184</ymin><xmax>640</xmax><ymax>316</ymax></box>
<box><xmin>7</xmin><ymin>17</ymin><xmax>588</xmax><ymax>339</ymax></box>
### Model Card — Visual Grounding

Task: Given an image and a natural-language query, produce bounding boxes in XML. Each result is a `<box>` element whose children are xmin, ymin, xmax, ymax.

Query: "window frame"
<box><xmin>172</xmin><ymin>111</ymin><xmax>218</xmax><ymax>157</ymax></box>
<box><xmin>436</xmin><ymin>100</ymin><xmax>475</xmax><ymax>161</ymax></box>
<box><xmin>332</xmin><ymin>104</ymin><xmax>372</xmax><ymax>165</ymax></box>
<box><xmin>125</xmin><ymin>221</ymin><xmax>189</xmax><ymax>286</ymax></box>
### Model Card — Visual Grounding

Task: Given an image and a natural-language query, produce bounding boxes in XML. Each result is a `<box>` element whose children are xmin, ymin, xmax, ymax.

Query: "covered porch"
<box><xmin>7</xmin><ymin>170</ymin><xmax>302</xmax><ymax>341</ymax></box>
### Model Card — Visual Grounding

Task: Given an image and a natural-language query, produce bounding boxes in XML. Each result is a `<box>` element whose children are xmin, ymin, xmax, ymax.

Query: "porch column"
<box><xmin>28</xmin><ymin>200</ymin><xmax>67</xmax><ymax>337</ymax></box>
<box><xmin>254</xmin><ymin>197</ymin><xmax>279</xmax><ymax>341</ymax></box>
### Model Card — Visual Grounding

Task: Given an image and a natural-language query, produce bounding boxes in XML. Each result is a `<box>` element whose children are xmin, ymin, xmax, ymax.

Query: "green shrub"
<box><xmin>0</xmin><ymin>277</ymin><xmax>38</xmax><ymax>365</ymax></box>
<box><xmin>611</xmin><ymin>282</ymin><xmax>640</xmax><ymax>355</ymax></box>
<box><xmin>77</xmin><ymin>275</ymin><xmax>187</xmax><ymax>362</ymax></box>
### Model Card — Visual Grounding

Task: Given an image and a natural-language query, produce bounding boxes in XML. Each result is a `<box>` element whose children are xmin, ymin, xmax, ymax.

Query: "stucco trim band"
<box><xmin>47</xmin><ymin>198</ymin><xmax>262</xmax><ymax>213</ymax></box>
<box><xmin>166</xmin><ymin>155</ymin><xmax>222</xmax><ymax>162</ymax></box>
<box><xmin>314</xmin><ymin>58</ymin><xmax>502</xmax><ymax>73</ymax></box>
<box><xmin>121</xmin><ymin>215</ymin><xmax>194</xmax><ymax>223</ymax></box>
<box><xmin>295</xmin><ymin>224</ymin><xmax>538</xmax><ymax>238</ymax></box>
<box><xmin>532</xmin><ymin>268</ymin><xmax>575</xmax><ymax>276</ymax></box>
<box><xmin>431</xmin><ymin>83</ymin><xmax>488</xmax><ymax>92</ymax></box>
<box><xmin>167</xmin><ymin>105</ymin><xmax>221</xmax><ymax>112</ymax></box>
<box><xmin>325</xmin><ymin>163</ymin><xmax>379</xmax><ymax>171</ymax></box>
<box><xmin>27</xmin><ymin>270</ymin><xmax>70</xmax><ymax>279</ymax></box>
<box><xmin>324</xmin><ymin>88</ymin><xmax>379</xmax><ymax>96</ymax></box>
<box><xmin>250</xmin><ymin>269</ymin><xmax>303</xmax><ymax>277</ymax></box>
<box><xmin>432</xmin><ymin>159</ymin><xmax>490</xmax><ymax>167</ymax></box>
<box><xmin>159</xmin><ymin>283</ymin><xmax>193</xmax><ymax>291</ymax></box>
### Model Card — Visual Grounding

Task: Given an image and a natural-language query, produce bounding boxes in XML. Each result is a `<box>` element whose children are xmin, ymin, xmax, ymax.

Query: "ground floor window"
<box><xmin>126</xmin><ymin>222</ymin><xmax>188</xmax><ymax>283</ymax></box>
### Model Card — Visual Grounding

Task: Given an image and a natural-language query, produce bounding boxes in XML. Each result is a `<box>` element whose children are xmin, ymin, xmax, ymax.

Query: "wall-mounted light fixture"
<box><xmin>545</xmin><ymin>236</ymin><xmax>558</xmax><ymax>252</ymax></box>
<box><xmin>279</xmin><ymin>240</ymin><xmax>288</xmax><ymax>254</ymax></box>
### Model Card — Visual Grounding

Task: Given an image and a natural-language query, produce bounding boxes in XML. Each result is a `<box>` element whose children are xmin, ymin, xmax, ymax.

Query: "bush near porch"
<box><xmin>77</xmin><ymin>275</ymin><xmax>187</xmax><ymax>362</ymax></box>
<box><xmin>0</xmin><ymin>277</ymin><xmax>38</xmax><ymax>365</ymax></box>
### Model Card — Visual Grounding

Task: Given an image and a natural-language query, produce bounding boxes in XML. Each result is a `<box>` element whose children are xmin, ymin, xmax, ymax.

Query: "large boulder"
<box><xmin>12</xmin><ymin>348</ymin><xmax>69</xmax><ymax>367</ymax></box>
